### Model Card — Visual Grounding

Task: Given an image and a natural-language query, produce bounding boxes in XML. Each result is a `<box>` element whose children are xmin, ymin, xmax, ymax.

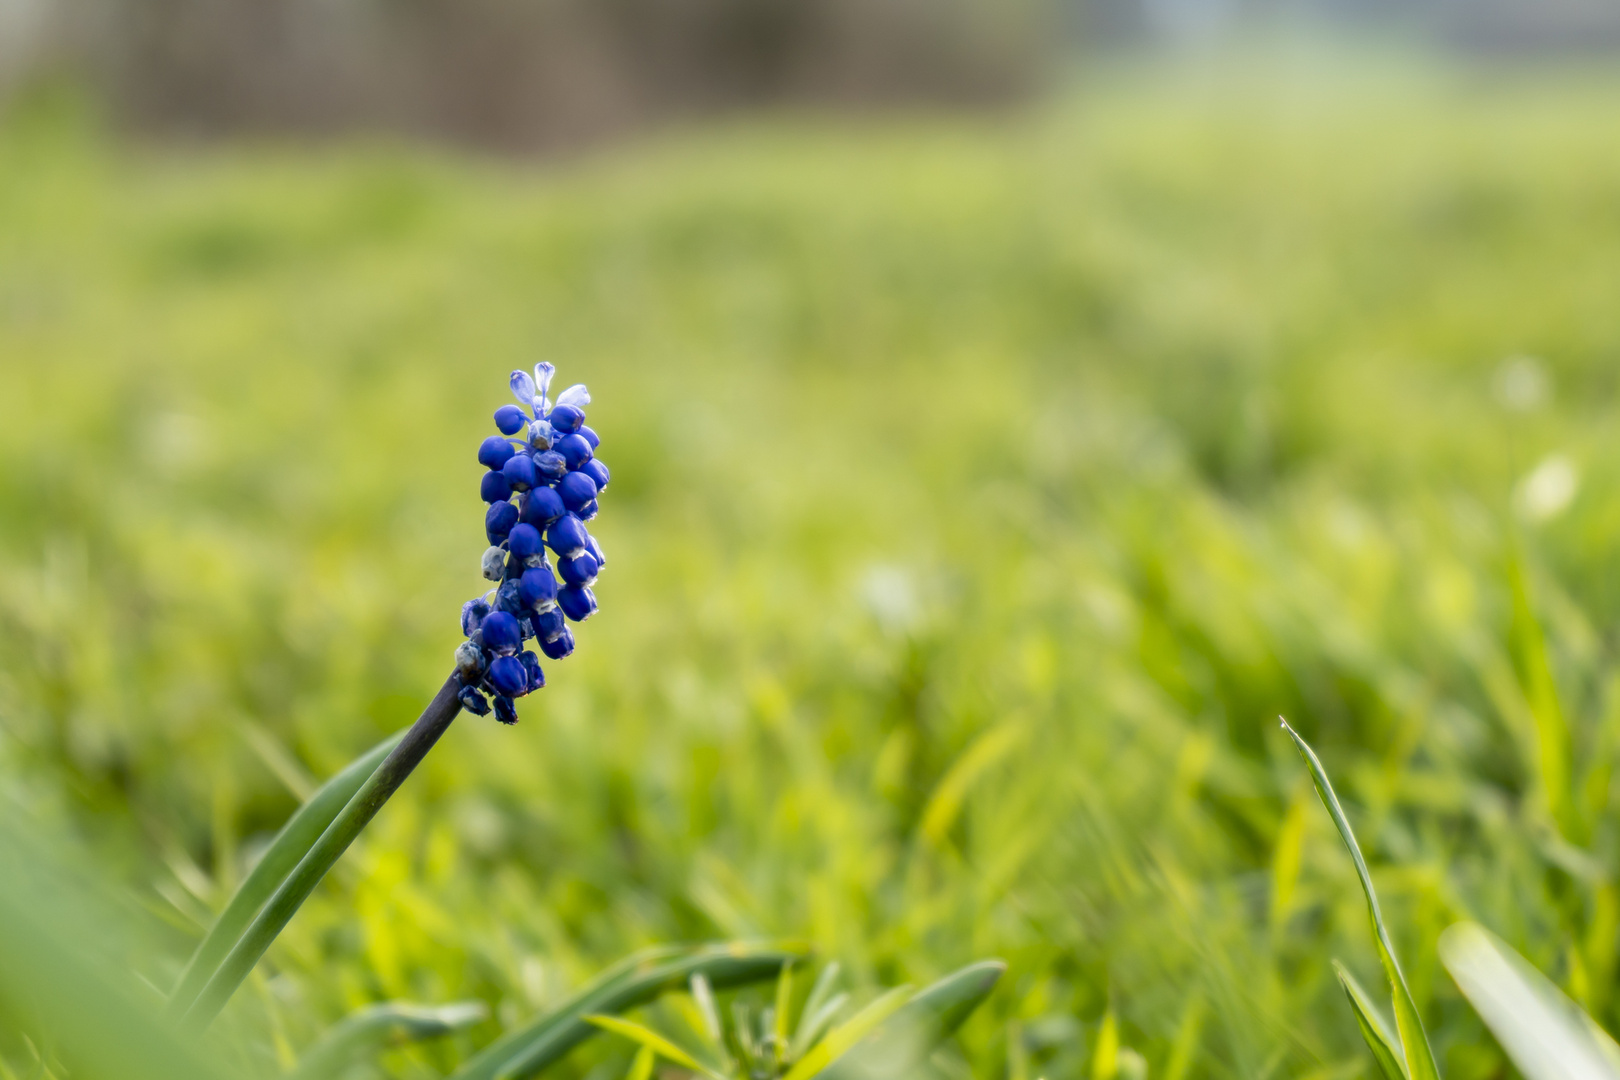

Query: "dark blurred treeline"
<box><xmin>3</xmin><ymin>0</ymin><xmax>1618</xmax><ymax>150</ymax></box>
<box><xmin>3</xmin><ymin>0</ymin><xmax>1048</xmax><ymax>149</ymax></box>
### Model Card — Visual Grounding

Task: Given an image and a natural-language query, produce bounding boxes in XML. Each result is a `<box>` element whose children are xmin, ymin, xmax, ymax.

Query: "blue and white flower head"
<box><xmin>459</xmin><ymin>364</ymin><xmax>608</xmax><ymax>723</ymax></box>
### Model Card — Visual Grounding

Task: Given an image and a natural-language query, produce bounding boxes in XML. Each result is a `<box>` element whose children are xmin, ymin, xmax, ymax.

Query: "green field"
<box><xmin>5</xmin><ymin>55</ymin><xmax>1620</xmax><ymax>1079</ymax></box>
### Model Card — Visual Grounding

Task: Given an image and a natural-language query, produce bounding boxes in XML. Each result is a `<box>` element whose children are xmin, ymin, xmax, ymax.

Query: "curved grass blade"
<box><xmin>774</xmin><ymin>962</ymin><xmax>793</xmax><ymax>1066</ymax></box>
<box><xmin>811</xmin><ymin>960</ymin><xmax>1005</xmax><ymax>1080</ymax></box>
<box><xmin>449</xmin><ymin>944</ymin><xmax>696</xmax><ymax>1080</ymax></box>
<box><xmin>183</xmin><ymin>675</ymin><xmax>465</xmax><ymax>1030</ymax></box>
<box><xmin>791</xmin><ymin>992</ymin><xmax>850</xmax><ymax>1062</ymax></box>
<box><xmin>1334</xmin><ymin>960</ymin><xmax>1407</xmax><ymax>1080</ymax></box>
<box><xmin>1282</xmin><ymin>719</ymin><xmax>1439</xmax><ymax>1080</ymax></box>
<box><xmin>625</xmin><ymin>1046</ymin><xmax>655</xmax><ymax>1080</ymax></box>
<box><xmin>1507</xmin><ymin>552</ymin><xmax>1579</xmax><ymax>842</ymax></box>
<box><xmin>584</xmin><ymin>1014</ymin><xmax>724</xmax><ymax>1079</ymax></box>
<box><xmin>1441</xmin><ymin>922</ymin><xmax>1620</xmax><ymax>1080</ymax></box>
<box><xmin>450</xmin><ymin>941</ymin><xmax>810</xmax><ymax>1080</ymax></box>
<box><xmin>1092</xmin><ymin>1004</ymin><xmax>1119</xmax><ymax>1080</ymax></box>
<box><xmin>780</xmin><ymin>985</ymin><xmax>913</xmax><ymax>1080</ymax></box>
<box><xmin>289</xmin><ymin>1001</ymin><xmax>488</xmax><ymax>1080</ymax></box>
<box><xmin>166</xmin><ymin>729</ymin><xmax>406</xmax><ymax>1017</ymax></box>
<box><xmin>792</xmin><ymin>963</ymin><xmax>845</xmax><ymax>1060</ymax></box>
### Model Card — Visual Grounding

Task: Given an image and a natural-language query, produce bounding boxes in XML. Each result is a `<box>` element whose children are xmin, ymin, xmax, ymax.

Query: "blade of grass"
<box><xmin>183</xmin><ymin>674</ymin><xmax>465</xmax><ymax>1030</ymax></box>
<box><xmin>1092</xmin><ymin>1004</ymin><xmax>1119</xmax><ymax>1080</ymax></box>
<box><xmin>1440</xmin><ymin>922</ymin><xmax>1620</xmax><ymax>1080</ymax></box>
<box><xmin>790</xmin><ymin>993</ymin><xmax>849</xmax><ymax>1062</ymax></box>
<box><xmin>166</xmin><ymin>729</ymin><xmax>406</xmax><ymax>1017</ymax></box>
<box><xmin>1281</xmin><ymin>719</ymin><xmax>1439</xmax><ymax>1080</ymax></box>
<box><xmin>1161</xmin><ymin>994</ymin><xmax>1205</xmax><ymax>1080</ymax></box>
<box><xmin>1507</xmin><ymin>553</ymin><xmax>1580</xmax><ymax>842</ymax></box>
<box><xmin>812</xmin><ymin>960</ymin><xmax>1005</xmax><ymax>1080</ymax></box>
<box><xmin>775</xmin><ymin>962</ymin><xmax>794</xmax><ymax>1066</ymax></box>
<box><xmin>1334</xmin><ymin>961</ymin><xmax>1407</xmax><ymax>1080</ymax></box>
<box><xmin>691</xmin><ymin>973</ymin><xmax>723</xmax><ymax>1045</ymax></box>
<box><xmin>625</xmin><ymin>1046</ymin><xmax>655</xmax><ymax>1080</ymax></box>
<box><xmin>450</xmin><ymin>945</ymin><xmax>706</xmax><ymax>1080</ymax></box>
<box><xmin>450</xmin><ymin>942</ymin><xmax>810</xmax><ymax>1080</ymax></box>
<box><xmin>585</xmin><ymin>1015</ymin><xmax>724</xmax><ymax>1079</ymax></box>
<box><xmin>289</xmin><ymin>1001</ymin><xmax>488</xmax><ymax>1080</ymax></box>
<box><xmin>792</xmin><ymin>963</ymin><xmax>842</xmax><ymax>1057</ymax></box>
<box><xmin>780</xmin><ymin>985</ymin><xmax>913</xmax><ymax>1080</ymax></box>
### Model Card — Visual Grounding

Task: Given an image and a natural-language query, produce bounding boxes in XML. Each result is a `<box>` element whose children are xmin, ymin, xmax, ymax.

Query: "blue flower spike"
<box><xmin>494</xmin><ymin>405</ymin><xmax>528</xmax><ymax>436</ymax></box>
<box><xmin>458</xmin><ymin>364</ymin><xmax>605</xmax><ymax>722</ymax></box>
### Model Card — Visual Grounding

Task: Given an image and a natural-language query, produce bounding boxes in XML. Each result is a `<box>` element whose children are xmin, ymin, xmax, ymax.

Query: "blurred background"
<box><xmin>5</xmin><ymin>0</ymin><xmax>1620</xmax><ymax>148</ymax></box>
<box><xmin>4</xmin><ymin>1</ymin><xmax>1620</xmax><ymax>1079</ymax></box>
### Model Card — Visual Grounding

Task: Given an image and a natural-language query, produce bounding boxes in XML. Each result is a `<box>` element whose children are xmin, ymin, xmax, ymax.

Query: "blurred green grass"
<box><xmin>5</xmin><ymin>55</ymin><xmax>1620</xmax><ymax>1079</ymax></box>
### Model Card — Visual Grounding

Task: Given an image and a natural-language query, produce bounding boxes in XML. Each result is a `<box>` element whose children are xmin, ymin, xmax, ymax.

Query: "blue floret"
<box><xmin>547</xmin><ymin>404</ymin><xmax>585</xmax><ymax>434</ymax></box>
<box><xmin>495</xmin><ymin>579</ymin><xmax>524</xmax><ymax>615</ymax></box>
<box><xmin>481</xmin><ymin>470</ymin><xmax>514</xmax><ymax>503</ymax></box>
<box><xmin>461</xmin><ymin>597</ymin><xmax>492</xmax><ymax>636</ymax></box>
<box><xmin>494</xmin><ymin>405</ymin><xmax>528</xmax><ymax>435</ymax></box>
<box><xmin>478</xmin><ymin>436</ymin><xmax>515</xmax><ymax>470</ymax></box>
<box><xmin>534</xmin><ymin>451</ymin><xmax>568</xmax><ymax>481</ymax></box>
<box><xmin>489</xmin><ymin>655</ymin><xmax>528</xmax><ymax>696</ymax></box>
<box><xmin>546</xmin><ymin>514</ymin><xmax>588</xmax><ymax>558</ymax></box>
<box><xmin>557</xmin><ymin>471</ymin><xmax>597</xmax><ymax>512</ymax></box>
<box><xmin>533</xmin><ymin>606</ymin><xmax>565</xmax><ymax>643</ymax></box>
<box><xmin>540</xmin><ymin>627</ymin><xmax>575</xmax><ymax>659</ymax></box>
<box><xmin>520</xmin><ymin>651</ymin><xmax>545</xmax><ymax>692</ymax></box>
<box><xmin>485</xmin><ymin>501</ymin><xmax>519</xmax><ymax>543</ymax></box>
<box><xmin>503</xmin><ymin>454</ymin><xmax>539</xmax><ymax>492</ymax></box>
<box><xmin>519</xmin><ymin>566</ymin><xmax>558</xmax><ymax>607</ymax></box>
<box><xmin>521</xmin><ymin>487</ymin><xmax>565</xmax><ymax>526</ymax></box>
<box><xmin>557</xmin><ymin>433</ymin><xmax>592</xmax><ymax>470</ymax></box>
<box><xmin>557</xmin><ymin>584</ymin><xmax>597</xmax><ymax>622</ymax></box>
<box><xmin>481</xmin><ymin>611</ymin><xmax>522</xmax><ymax>655</ymax></box>
<box><xmin>559</xmin><ymin>552</ymin><xmax>598</xmax><ymax>585</ymax></box>
<box><xmin>507</xmin><ymin>523</ymin><xmax>542</xmax><ymax>559</ymax></box>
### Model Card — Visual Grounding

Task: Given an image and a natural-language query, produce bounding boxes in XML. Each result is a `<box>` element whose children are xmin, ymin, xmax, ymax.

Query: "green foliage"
<box><xmin>452</xmin><ymin>942</ymin><xmax>810</xmax><ymax>1080</ymax></box>
<box><xmin>6</xmin><ymin>54</ymin><xmax>1620</xmax><ymax>1080</ymax></box>
<box><xmin>289</xmin><ymin>1000</ymin><xmax>488</xmax><ymax>1080</ymax></box>
<box><xmin>1440</xmin><ymin>922</ymin><xmax>1620</xmax><ymax>1080</ymax></box>
<box><xmin>1284</xmin><ymin>721</ymin><xmax>1439</xmax><ymax>1080</ymax></box>
<box><xmin>587</xmin><ymin>959</ymin><xmax>1002</xmax><ymax>1080</ymax></box>
<box><xmin>167</xmin><ymin>728</ymin><xmax>404</xmax><ymax>1016</ymax></box>
<box><xmin>1333</xmin><ymin>962</ymin><xmax>1405</xmax><ymax>1080</ymax></box>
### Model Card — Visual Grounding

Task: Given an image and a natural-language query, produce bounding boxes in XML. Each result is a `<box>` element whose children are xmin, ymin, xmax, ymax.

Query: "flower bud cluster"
<box><xmin>456</xmin><ymin>363</ymin><xmax>608</xmax><ymax>722</ymax></box>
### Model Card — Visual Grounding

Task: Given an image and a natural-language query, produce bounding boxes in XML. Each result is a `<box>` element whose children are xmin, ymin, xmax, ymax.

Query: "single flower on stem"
<box><xmin>172</xmin><ymin>363</ymin><xmax>607</xmax><ymax>1030</ymax></box>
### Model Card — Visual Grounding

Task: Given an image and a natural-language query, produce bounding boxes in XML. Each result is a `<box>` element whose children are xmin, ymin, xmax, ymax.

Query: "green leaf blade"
<box><xmin>182</xmin><ymin>676</ymin><xmax>465</xmax><ymax>1030</ymax></box>
<box><xmin>1335</xmin><ymin>960</ymin><xmax>1407</xmax><ymax>1080</ymax></box>
<box><xmin>449</xmin><ymin>941</ymin><xmax>809</xmax><ymax>1080</ymax></box>
<box><xmin>584</xmin><ymin>1014</ymin><xmax>720</xmax><ymax>1078</ymax></box>
<box><xmin>290</xmin><ymin>1001</ymin><xmax>488</xmax><ymax>1080</ymax></box>
<box><xmin>804</xmin><ymin>960</ymin><xmax>1006</xmax><ymax>1080</ymax></box>
<box><xmin>1281</xmin><ymin>720</ymin><xmax>1439</xmax><ymax>1080</ymax></box>
<box><xmin>166</xmin><ymin>729</ymin><xmax>406</xmax><ymax>1017</ymax></box>
<box><xmin>1441</xmin><ymin>922</ymin><xmax>1620</xmax><ymax>1080</ymax></box>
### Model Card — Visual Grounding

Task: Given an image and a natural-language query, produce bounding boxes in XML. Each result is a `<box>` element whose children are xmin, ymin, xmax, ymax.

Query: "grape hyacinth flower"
<box><xmin>459</xmin><ymin>362</ymin><xmax>606</xmax><ymax>723</ymax></box>
<box><xmin>166</xmin><ymin>362</ymin><xmax>611</xmax><ymax>1032</ymax></box>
